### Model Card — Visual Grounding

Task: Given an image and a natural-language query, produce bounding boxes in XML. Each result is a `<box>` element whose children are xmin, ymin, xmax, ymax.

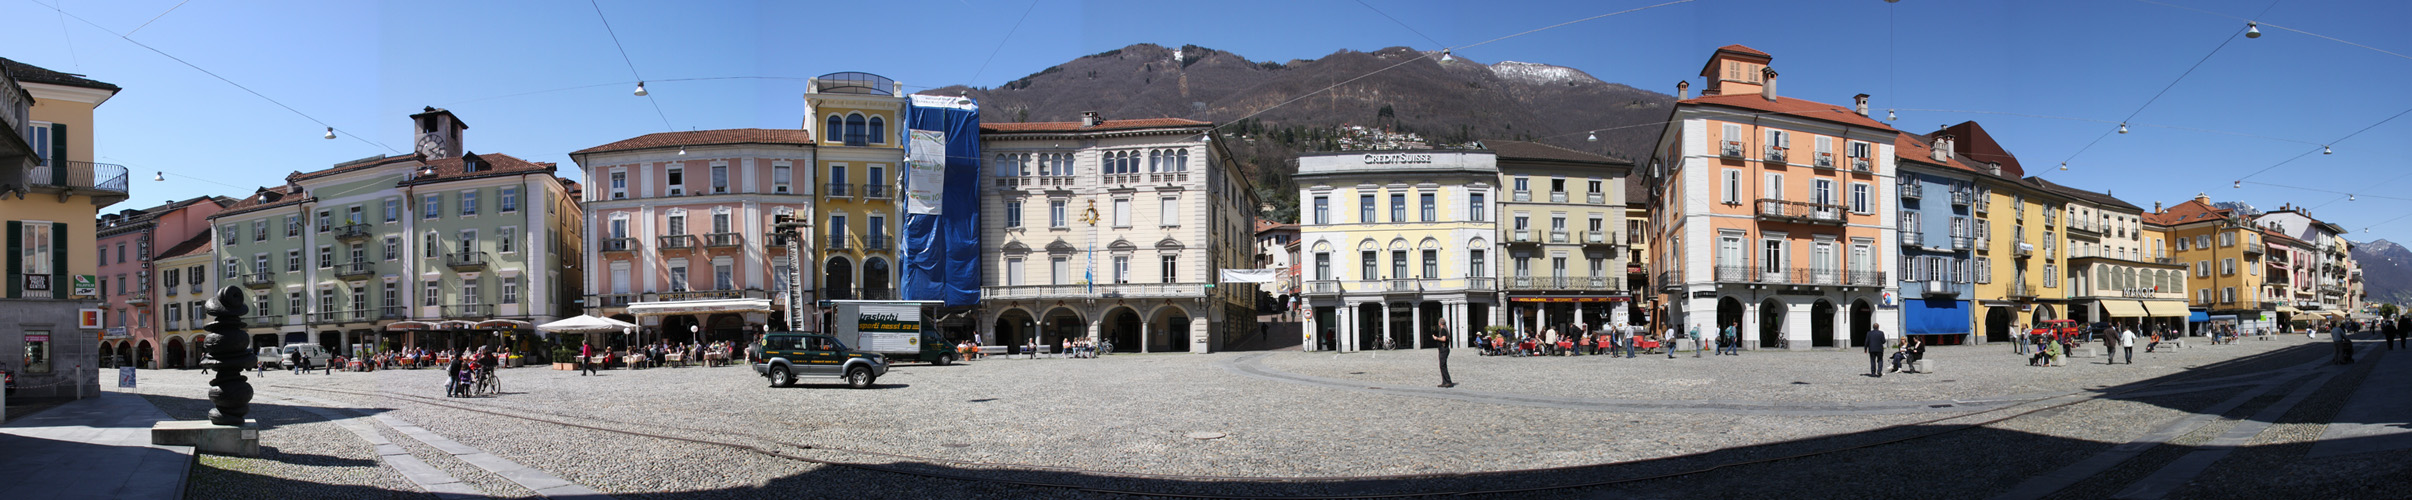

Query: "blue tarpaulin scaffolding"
<box><xmin>1902</xmin><ymin>298</ymin><xmax>1972</xmax><ymax>335</ymax></box>
<box><xmin>900</xmin><ymin>95</ymin><xmax>982</xmax><ymax>306</ymax></box>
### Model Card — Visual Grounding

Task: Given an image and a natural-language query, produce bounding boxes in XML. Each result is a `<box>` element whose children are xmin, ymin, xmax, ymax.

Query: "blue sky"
<box><xmin>5</xmin><ymin>0</ymin><xmax>2408</xmax><ymax>242</ymax></box>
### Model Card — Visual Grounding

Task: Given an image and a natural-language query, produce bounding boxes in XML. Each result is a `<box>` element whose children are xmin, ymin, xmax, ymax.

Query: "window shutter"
<box><xmin>51</xmin><ymin>123</ymin><xmax>70</xmax><ymax>184</ymax></box>
<box><xmin>52</xmin><ymin>222</ymin><xmax>67</xmax><ymax>299</ymax></box>
<box><xmin>6</xmin><ymin>221</ymin><xmax>19</xmax><ymax>298</ymax></box>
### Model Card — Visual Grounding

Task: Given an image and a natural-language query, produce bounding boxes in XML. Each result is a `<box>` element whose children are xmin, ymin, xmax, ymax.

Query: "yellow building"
<box><xmin>803</xmin><ymin>72</ymin><xmax>908</xmax><ymax>300</ymax></box>
<box><xmin>2</xmin><ymin>57</ymin><xmax>128</xmax><ymax>398</ymax></box>
<box><xmin>1296</xmin><ymin>150</ymin><xmax>1498</xmax><ymax>352</ymax></box>
<box><xmin>2147</xmin><ymin>194</ymin><xmax>2270</xmax><ymax>332</ymax></box>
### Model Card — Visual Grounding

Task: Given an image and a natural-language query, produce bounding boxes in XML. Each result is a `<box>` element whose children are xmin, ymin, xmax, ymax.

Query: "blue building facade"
<box><xmin>1894</xmin><ymin>135</ymin><xmax>1977</xmax><ymax>343</ymax></box>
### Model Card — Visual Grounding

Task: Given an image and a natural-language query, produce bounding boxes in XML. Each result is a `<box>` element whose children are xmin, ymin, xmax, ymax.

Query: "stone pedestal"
<box><xmin>2069</xmin><ymin>347</ymin><xmax>2100</xmax><ymax>358</ymax></box>
<box><xmin>152</xmin><ymin>419</ymin><xmax>261</xmax><ymax>457</ymax></box>
<box><xmin>1912</xmin><ymin>359</ymin><xmax>1935</xmax><ymax>373</ymax></box>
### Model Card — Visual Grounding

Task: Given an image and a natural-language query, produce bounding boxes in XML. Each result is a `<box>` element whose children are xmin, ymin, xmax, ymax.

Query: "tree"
<box><xmin>2381</xmin><ymin>303</ymin><xmax>2400</xmax><ymax>318</ymax></box>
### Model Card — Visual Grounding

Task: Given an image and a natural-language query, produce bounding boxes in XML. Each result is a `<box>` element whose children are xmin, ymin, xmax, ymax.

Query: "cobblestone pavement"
<box><xmin>109</xmin><ymin>333</ymin><xmax>2404</xmax><ymax>498</ymax></box>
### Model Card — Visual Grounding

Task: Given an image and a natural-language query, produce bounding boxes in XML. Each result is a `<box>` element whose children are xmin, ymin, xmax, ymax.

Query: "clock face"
<box><xmin>417</xmin><ymin>134</ymin><xmax>449</xmax><ymax>159</ymax></box>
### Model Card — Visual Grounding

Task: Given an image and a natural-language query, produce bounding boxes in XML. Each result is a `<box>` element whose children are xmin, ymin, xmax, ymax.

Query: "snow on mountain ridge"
<box><xmin>1491</xmin><ymin>61</ymin><xmax>1600</xmax><ymax>85</ymax></box>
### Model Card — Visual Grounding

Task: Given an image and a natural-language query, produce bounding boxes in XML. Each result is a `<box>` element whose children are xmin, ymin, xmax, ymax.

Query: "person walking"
<box><xmin>1432</xmin><ymin>320</ymin><xmax>1455</xmax><ymax>388</ymax></box>
<box><xmin>1665</xmin><ymin>325</ymin><xmax>1679</xmax><ymax>359</ymax></box>
<box><xmin>579</xmin><ymin>342</ymin><xmax>596</xmax><ymax>376</ymax></box>
<box><xmin>1623</xmin><ymin>323</ymin><xmax>1639</xmax><ymax>358</ymax></box>
<box><xmin>2117</xmin><ymin>325</ymin><xmax>2138</xmax><ymax>365</ymax></box>
<box><xmin>2332</xmin><ymin>322</ymin><xmax>2354</xmax><ymax>365</ymax></box>
<box><xmin>1719</xmin><ymin>323</ymin><xmax>1738</xmax><ymax>355</ymax></box>
<box><xmin>1865</xmin><ymin>324</ymin><xmax>1888</xmax><ymax>377</ymax></box>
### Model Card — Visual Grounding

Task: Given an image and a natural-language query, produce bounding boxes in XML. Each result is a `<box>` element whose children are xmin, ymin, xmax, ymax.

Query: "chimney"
<box><xmin>2195</xmin><ymin>192</ymin><xmax>2211</xmax><ymax>204</ymax></box>
<box><xmin>1760</xmin><ymin>68</ymin><xmax>1779</xmax><ymax>102</ymax></box>
<box><xmin>1854</xmin><ymin>94</ymin><xmax>1870</xmax><ymax>116</ymax></box>
<box><xmin>1677</xmin><ymin>80</ymin><xmax>1690</xmax><ymax>100</ymax></box>
<box><xmin>2155</xmin><ymin>201</ymin><xmax>2163</xmax><ymax>213</ymax></box>
<box><xmin>1080</xmin><ymin>111</ymin><xmax>1103</xmax><ymax>127</ymax></box>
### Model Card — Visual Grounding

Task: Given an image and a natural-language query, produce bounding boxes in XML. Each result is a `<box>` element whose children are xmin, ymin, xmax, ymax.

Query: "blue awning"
<box><xmin>1903</xmin><ymin>298</ymin><xmax>1972</xmax><ymax>335</ymax></box>
<box><xmin>2190</xmin><ymin>310</ymin><xmax>2210</xmax><ymax>323</ymax></box>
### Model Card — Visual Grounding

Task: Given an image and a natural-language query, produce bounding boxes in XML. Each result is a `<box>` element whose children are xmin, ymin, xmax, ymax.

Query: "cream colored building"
<box><xmin>1297</xmin><ymin>150</ymin><xmax>1498</xmax><ymax>352</ymax></box>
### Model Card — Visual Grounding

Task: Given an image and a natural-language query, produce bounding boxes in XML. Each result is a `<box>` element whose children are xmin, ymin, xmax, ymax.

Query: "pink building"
<box><xmin>570</xmin><ymin>129</ymin><xmax>818</xmax><ymax>345</ymax></box>
<box><xmin>94</xmin><ymin>195</ymin><xmax>232</xmax><ymax>368</ymax></box>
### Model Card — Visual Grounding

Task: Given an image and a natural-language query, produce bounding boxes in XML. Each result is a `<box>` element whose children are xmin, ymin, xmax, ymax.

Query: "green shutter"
<box><xmin>52</xmin><ymin>222</ymin><xmax>69</xmax><ymax>299</ymax></box>
<box><xmin>6</xmin><ymin>221</ymin><xmax>19</xmax><ymax>299</ymax></box>
<box><xmin>50</xmin><ymin>123</ymin><xmax>68</xmax><ymax>185</ymax></box>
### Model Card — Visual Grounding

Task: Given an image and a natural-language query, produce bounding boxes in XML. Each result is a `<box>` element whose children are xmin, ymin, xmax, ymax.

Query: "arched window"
<box><xmin>825</xmin><ymin>115</ymin><xmax>844</xmax><ymax>142</ymax></box>
<box><xmin>1148</xmin><ymin>150</ymin><xmax>1161</xmax><ymax>172</ymax></box>
<box><xmin>867</xmin><ymin>116</ymin><xmax>885</xmax><ymax>143</ymax></box>
<box><xmin>1175</xmin><ymin>149</ymin><xmax>1189</xmax><ymax>171</ymax></box>
<box><xmin>844</xmin><ymin>113</ymin><xmax>868</xmax><ymax>146</ymax></box>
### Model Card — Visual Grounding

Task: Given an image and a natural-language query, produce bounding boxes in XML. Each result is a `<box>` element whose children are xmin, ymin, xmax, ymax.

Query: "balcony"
<box><xmin>762</xmin><ymin>232</ymin><xmax>793</xmax><ymax>253</ymax></box>
<box><xmin>1763</xmin><ymin>148</ymin><xmax>1787</xmax><ymax>164</ymax></box>
<box><xmin>1512</xmin><ymin>190</ymin><xmax>1531</xmax><ymax>202</ymax></box>
<box><xmin>1714</xmin><ymin>265</ymin><xmax>1753</xmax><ymax>283</ymax></box>
<box><xmin>1754</xmin><ymin>199</ymin><xmax>1846</xmax><ymax>225</ymax></box>
<box><xmin>595</xmin><ymin>293</ymin><xmax>638</xmax><ymax>308</ymax></box>
<box><xmin>1720</xmin><ymin>141</ymin><xmax>1744</xmax><ymax>158</ymax></box>
<box><xmin>826</xmin><ymin>235</ymin><xmax>850</xmax><ymax>250</ymax></box>
<box><xmin>165</xmin><ymin>283</ymin><xmax>180</xmax><ymax>297</ymax></box>
<box><xmin>1505</xmin><ymin>276</ymin><xmax>1623</xmax><ymax>291</ymax></box>
<box><xmin>824</xmin><ymin>182</ymin><xmax>852</xmax><ymax>198</ymax></box>
<box><xmin>1846</xmin><ymin>271</ymin><xmax>1888</xmax><ymax>286</ymax></box>
<box><xmin>1586</xmin><ymin>192</ymin><xmax>1605</xmax><ymax>204</ymax></box>
<box><xmin>332</xmin><ymin>261</ymin><xmax>376</xmax><ymax>280</ymax></box>
<box><xmin>657</xmin><ymin>234</ymin><xmax>699</xmax><ymax>252</ymax></box>
<box><xmin>865</xmin><ymin>234</ymin><xmax>889</xmax><ymax>250</ymax></box>
<box><xmin>983</xmin><ymin>283</ymin><xmax>1211</xmax><ymax>300</ymax></box>
<box><xmin>658</xmin><ymin>289</ymin><xmax>770</xmax><ymax>302</ymax></box>
<box><xmin>125</xmin><ymin>291</ymin><xmax>151</xmax><ymax>306</ymax></box>
<box><xmin>1582</xmin><ymin>231</ymin><xmax>1614</xmax><ymax>247</ymax></box>
<box><xmin>240</xmin><ymin>315</ymin><xmax>281</xmax><ymax>328</ymax></box>
<box><xmin>380</xmin><ymin>306</ymin><xmax>407</xmax><ymax>320</ymax></box>
<box><xmin>333</xmin><ymin>223</ymin><xmax>373</xmax><ymax>242</ymax></box>
<box><xmin>1548</xmin><ymin>230</ymin><xmax>1570</xmax><ymax>244</ymax></box>
<box><xmin>2013</xmin><ymin>242</ymin><xmax>2034</xmax><ymax>258</ymax></box>
<box><xmin>1656</xmin><ymin>270</ymin><xmax>1678</xmax><ymax>290</ymax></box>
<box><xmin>444</xmin><ymin>251</ymin><xmax>489</xmax><ymax>270</ymax></box>
<box><xmin>1508</xmin><ymin>229</ymin><xmax>1537</xmax><ymax>245</ymax></box>
<box><xmin>1951</xmin><ymin>190</ymin><xmax>1972</xmax><ymax>206</ymax></box>
<box><xmin>1814</xmin><ymin>153</ymin><xmax>1835</xmax><ymax>169</ymax></box>
<box><xmin>1950</xmin><ymin>236</ymin><xmax>1973</xmax><ymax>251</ymax></box>
<box><xmin>2009</xmin><ymin>283</ymin><xmax>2039</xmax><ymax>299</ymax></box>
<box><xmin>1913</xmin><ymin>280</ymin><xmax>1971</xmax><ymax>297</ymax></box>
<box><xmin>862</xmin><ymin>183</ymin><xmax>891</xmax><ymax>199</ymax></box>
<box><xmin>1305</xmin><ymin>280</ymin><xmax>1343</xmax><ymax>296</ymax></box>
<box><xmin>1384</xmin><ymin>279</ymin><xmax>1422</xmax><ymax>293</ymax></box>
<box><xmin>1549</xmin><ymin>191</ymin><xmax>1568</xmax><ymax>203</ymax></box>
<box><xmin>1900</xmin><ymin>183</ymin><xmax>1923</xmax><ymax>199</ymax></box>
<box><xmin>1899</xmin><ymin>231</ymin><xmax>1923</xmax><ymax>246</ymax></box>
<box><xmin>309</xmin><ymin>309</ymin><xmax>372</xmax><ymax>325</ymax></box>
<box><xmin>600</xmin><ymin>237</ymin><xmax>641</xmax><ymax>253</ymax></box>
<box><xmin>241</xmin><ymin>274</ymin><xmax>277</xmax><ymax>289</ymax></box>
<box><xmin>1852</xmin><ymin>157</ymin><xmax>1871</xmax><ymax>172</ymax></box>
<box><xmin>23</xmin><ymin>161</ymin><xmax>131</xmax><ymax>204</ymax></box>
<box><xmin>440</xmin><ymin>304</ymin><xmax>494</xmax><ymax>318</ymax></box>
<box><xmin>2243</xmin><ymin>242</ymin><xmax>2266</xmax><ymax>256</ymax></box>
<box><xmin>703</xmin><ymin>232</ymin><xmax>745</xmax><ymax>248</ymax></box>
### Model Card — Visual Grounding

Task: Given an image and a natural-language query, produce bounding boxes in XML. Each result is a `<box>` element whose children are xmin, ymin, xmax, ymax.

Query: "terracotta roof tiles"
<box><xmin>1680</xmin><ymin>94</ymin><xmax>1893</xmax><ymax>131</ymax></box>
<box><xmin>156</xmin><ymin>232</ymin><xmax>213</xmax><ymax>260</ymax></box>
<box><xmin>571</xmin><ymin>128</ymin><xmax>816</xmax><ymax>155</ymax></box>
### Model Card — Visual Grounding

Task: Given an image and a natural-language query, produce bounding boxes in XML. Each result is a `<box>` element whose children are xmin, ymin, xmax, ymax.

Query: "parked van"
<box><xmin>260</xmin><ymin>344</ymin><xmax>332</xmax><ymax>370</ymax></box>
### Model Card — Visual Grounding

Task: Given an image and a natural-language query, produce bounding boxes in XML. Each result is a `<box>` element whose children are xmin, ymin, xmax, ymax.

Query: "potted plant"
<box><xmin>551</xmin><ymin>347</ymin><xmax>577</xmax><ymax>370</ymax></box>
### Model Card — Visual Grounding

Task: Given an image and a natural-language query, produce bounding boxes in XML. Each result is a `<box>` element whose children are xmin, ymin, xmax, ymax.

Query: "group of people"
<box><xmin>954</xmin><ymin>339</ymin><xmax>986</xmax><ymax>360</ymax></box>
<box><xmin>445</xmin><ymin>346</ymin><xmax>499</xmax><ymax>397</ymax></box>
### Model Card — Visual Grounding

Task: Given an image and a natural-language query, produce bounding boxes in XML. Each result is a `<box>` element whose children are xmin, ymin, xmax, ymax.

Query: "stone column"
<box><xmin>1140</xmin><ymin>319</ymin><xmax>1151</xmax><ymax>354</ymax></box>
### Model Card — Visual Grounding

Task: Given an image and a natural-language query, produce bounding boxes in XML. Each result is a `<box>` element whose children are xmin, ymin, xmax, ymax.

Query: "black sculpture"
<box><xmin>197</xmin><ymin>286</ymin><xmax>253</xmax><ymax>425</ymax></box>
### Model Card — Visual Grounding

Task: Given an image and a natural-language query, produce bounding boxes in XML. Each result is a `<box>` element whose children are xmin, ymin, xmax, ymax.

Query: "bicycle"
<box><xmin>474</xmin><ymin>368</ymin><xmax>499</xmax><ymax>396</ymax></box>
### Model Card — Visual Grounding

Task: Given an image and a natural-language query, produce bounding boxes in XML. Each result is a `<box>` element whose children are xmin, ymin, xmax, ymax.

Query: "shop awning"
<box><xmin>2276</xmin><ymin>305</ymin><xmax>2304</xmax><ymax>314</ymax></box>
<box><xmin>2190</xmin><ymin>310</ymin><xmax>2210</xmax><ymax>323</ymax></box>
<box><xmin>385</xmin><ymin>321</ymin><xmax>437</xmax><ymax>331</ymax></box>
<box><xmin>2099</xmin><ymin>300</ymin><xmax>2149</xmax><ymax>317</ymax></box>
<box><xmin>626</xmin><ymin>298</ymin><xmax>774</xmax><ymax>316</ymax></box>
<box><xmin>2142</xmin><ymin>301</ymin><xmax>2190</xmax><ymax>317</ymax></box>
<box><xmin>472</xmin><ymin>319</ymin><xmax>533</xmax><ymax>331</ymax></box>
<box><xmin>1903</xmin><ymin>298</ymin><xmax>1971</xmax><ymax>335</ymax></box>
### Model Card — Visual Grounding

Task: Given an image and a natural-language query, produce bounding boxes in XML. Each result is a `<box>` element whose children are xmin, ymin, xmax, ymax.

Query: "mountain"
<box><xmin>929</xmin><ymin>44</ymin><xmax>1677</xmax><ymax>220</ymax></box>
<box><xmin>2353</xmin><ymin>239</ymin><xmax>2412</xmax><ymax>307</ymax></box>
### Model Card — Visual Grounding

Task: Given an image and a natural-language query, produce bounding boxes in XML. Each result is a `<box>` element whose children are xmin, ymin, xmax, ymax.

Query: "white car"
<box><xmin>258</xmin><ymin>344</ymin><xmax>333</xmax><ymax>369</ymax></box>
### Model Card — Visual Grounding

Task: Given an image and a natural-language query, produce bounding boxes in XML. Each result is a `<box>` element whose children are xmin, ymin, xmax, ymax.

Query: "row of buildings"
<box><xmin>1283</xmin><ymin>45</ymin><xmax>2369</xmax><ymax>352</ymax></box>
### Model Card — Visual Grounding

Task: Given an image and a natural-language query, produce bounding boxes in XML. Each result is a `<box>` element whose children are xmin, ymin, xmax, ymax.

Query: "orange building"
<box><xmin>1644</xmin><ymin>45</ymin><xmax>1900</xmax><ymax>350</ymax></box>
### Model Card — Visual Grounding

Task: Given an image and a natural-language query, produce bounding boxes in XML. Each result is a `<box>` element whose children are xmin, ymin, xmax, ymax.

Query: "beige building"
<box><xmin>1488</xmin><ymin>140</ymin><xmax>1634</xmax><ymax>332</ymax></box>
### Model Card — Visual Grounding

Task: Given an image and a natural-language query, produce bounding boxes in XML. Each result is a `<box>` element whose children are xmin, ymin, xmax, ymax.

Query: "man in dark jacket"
<box><xmin>1432</xmin><ymin>320</ymin><xmax>1455</xmax><ymax>388</ymax></box>
<box><xmin>1865</xmin><ymin>325</ymin><xmax>1889</xmax><ymax>377</ymax></box>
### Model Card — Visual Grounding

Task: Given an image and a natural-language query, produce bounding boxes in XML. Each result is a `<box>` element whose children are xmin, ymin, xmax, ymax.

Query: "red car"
<box><xmin>2031</xmin><ymin>319</ymin><xmax>2082</xmax><ymax>341</ymax></box>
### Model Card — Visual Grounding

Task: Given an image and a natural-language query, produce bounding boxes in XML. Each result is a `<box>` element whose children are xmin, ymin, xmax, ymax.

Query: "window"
<box><xmin>1423</xmin><ymin>250</ymin><xmax>1439</xmax><ymax>278</ymax></box>
<box><xmin>293</xmin><ymin>291</ymin><xmax>308</xmax><ymax>313</ymax></box>
<box><xmin>1004</xmin><ymin>200</ymin><xmax>1023</xmax><ymax>228</ymax></box>
<box><xmin>1112</xmin><ymin>198</ymin><xmax>1130</xmax><ymax>227</ymax></box>
<box><xmin>668</xmin><ymin>265</ymin><xmax>689</xmax><ymax>292</ymax></box>
<box><xmin>462</xmin><ymin>277</ymin><xmax>481</xmax><ymax>304</ymax></box>
<box><xmin>868</xmin><ymin>116</ymin><xmax>885</xmax><ymax>144</ymax></box>
<box><xmin>1762</xmin><ymin>239</ymin><xmax>1785</xmax><ymax>275</ymax></box>
<box><xmin>286</xmin><ymin>216</ymin><xmax>300</xmax><ymax>237</ymax></box>
<box><xmin>2197</xmin><ymin>260</ymin><xmax>2210</xmax><ymax>277</ymax></box>
<box><xmin>827</xmin><ymin>115</ymin><xmax>846</xmax><ymax>143</ymax></box>
<box><xmin>458</xmin><ymin>230</ymin><xmax>478</xmax><ymax>256</ymax></box>
<box><xmin>711</xmin><ymin>164</ymin><xmax>730</xmax><ymax>193</ymax></box>
<box><xmin>867</xmin><ymin>165</ymin><xmax>886</xmax><ymax>194</ymax></box>
<box><xmin>317</xmin><ymin>210</ymin><xmax>331</xmax><ymax>232</ymax></box>
<box><xmin>286</xmin><ymin>249</ymin><xmax>302</xmax><ymax>272</ymax></box>
<box><xmin>252</xmin><ymin>255</ymin><xmax>268</xmax><ymax>276</ymax></box>
<box><xmin>2222</xmin><ymin>258</ymin><xmax>2235</xmax><ymax>275</ymax></box>
<box><xmin>1765</xmin><ymin>129</ymin><xmax>1790</xmax><ymax>154</ymax></box>
<box><xmin>2195</xmin><ymin>235</ymin><xmax>2209</xmax><ymax>249</ymax></box>
<box><xmin>1050</xmin><ymin>200</ymin><xmax>1067</xmax><ymax>228</ymax></box>
<box><xmin>1850</xmin><ymin>141</ymin><xmax>1871</xmax><ymax>159</ymax></box>
<box><xmin>20</xmin><ymin>330</ymin><xmax>49</xmax><ymax>374</ymax></box>
<box><xmin>1764</xmin><ymin>173</ymin><xmax>1785</xmax><ymax>201</ymax></box>
<box><xmin>385</xmin><ymin>198</ymin><xmax>400</xmax><ymax>222</ymax></box>
<box><xmin>2177</xmin><ymin>237</ymin><xmax>2190</xmax><ymax>251</ymax></box>
<box><xmin>773</xmin><ymin>164</ymin><xmax>793</xmax><ymax>193</ymax></box>
<box><xmin>461</xmin><ymin>191</ymin><xmax>479</xmax><ymax>216</ymax></box>
<box><xmin>1391</xmin><ymin>250</ymin><xmax>1408</xmax><ymax>279</ymax></box>
<box><xmin>498</xmin><ymin>227</ymin><xmax>516</xmax><ymax>253</ymax></box>
<box><xmin>500</xmin><ymin>187</ymin><xmax>519</xmax><ymax>213</ymax></box>
<box><xmin>1851</xmin><ymin>183</ymin><xmax>1871</xmax><ymax>213</ymax></box>
<box><xmin>221</xmin><ymin>224</ymin><xmax>238</xmax><ymax>245</ymax></box>
<box><xmin>2222</xmin><ymin>287</ymin><xmax>2236</xmax><ymax>303</ymax></box>
<box><xmin>1723</xmin><ymin>169</ymin><xmax>1742</xmax><ymax>204</ymax></box>
<box><xmin>317</xmin><ymin>246</ymin><xmax>332</xmax><ymax>269</ymax></box>
<box><xmin>1420</xmin><ymin>193</ymin><xmax>1436</xmax><ymax>221</ymax></box>
<box><xmin>350</xmin><ymin>287</ymin><xmax>367</xmax><ymax>313</ymax></box>
<box><xmin>1314</xmin><ymin>253</ymin><xmax>1331</xmax><ymax>280</ymax></box>
<box><xmin>423</xmin><ymin>195</ymin><xmax>441</xmax><ymax>219</ymax></box>
<box><xmin>666</xmin><ymin>212</ymin><xmax>687</xmax><ymax>236</ymax></box>
<box><xmin>1312</xmin><ymin>196</ymin><xmax>1329</xmax><ymax>224</ymax></box>
<box><xmin>1360</xmin><ymin>194</ymin><xmax>1376</xmax><ymax>223</ymax></box>
<box><xmin>1047</xmin><ymin>256</ymin><xmax>1073</xmax><ymax>285</ymax></box>
<box><xmin>1111</xmin><ymin>256</ymin><xmax>1129</xmax><ymax>283</ymax></box>
<box><xmin>1390</xmin><ymin>194</ymin><xmax>1407</xmax><ymax>222</ymax></box>
<box><xmin>348</xmin><ymin>244</ymin><xmax>365</xmax><ymax>266</ymax></box>
<box><xmin>1468</xmin><ymin>193</ymin><xmax>1486</xmax><ymax>222</ymax></box>
<box><xmin>609</xmin><ymin>171</ymin><xmax>627</xmax><ymax>199</ymax></box>
<box><xmin>666</xmin><ymin>166</ymin><xmax>686</xmax><ymax>195</ymax></box>
<box><xmin>347</xmin><ymin>205</ymin><xmax>364</xmax><ymax>225</ymax></box>
<box><xmin>2220</xmin><ymin>232</ymin><xmax>2234</xmax><ymax>247</ymax></box>
<box><xmin>827</xmin><ymin>215</ymin><xmax>846</xmax><ymax>245</ymax></box>
<box><xmin>1160</xmin><ymin>197</ymin><xmax>1180</xmax><ymax>226</ymax></box>
<box><xmin>1006</xmin><ymin>257</ymin><xmax>1024</xmax><ymax>286</ymax></box>
<box><xmin>1469</xmin><ymin>249</ymin><xmax>1486</xmax><ymax>277</ymax></box>
<box><xmin>1362</xmin><ymin>251</ymin><xmax>1379</xmax><ymax>280</ymax></box>
<box><xmin>868</xmin><ymin>215</ymin><xmax>886</xmax><ymax>247</ymax></box>
<box><xmin>1514</xmin><ymin>257</ymin><xmax>1531</xmax><ymax>277</ymax></box>
<box><xmin>1816</xmin><ymin>136</ymin><xmax>1833</xmax><ymax>164</ymax></box>
<box><xmin>1813</xmin><ymin>179</ymin><xmax>1835</xmax><ymax>206</ymax></box>
<box><xmin>424</xmin><ymin>232</ymin><xmax>441</xmax><ymax>258</ymax></box>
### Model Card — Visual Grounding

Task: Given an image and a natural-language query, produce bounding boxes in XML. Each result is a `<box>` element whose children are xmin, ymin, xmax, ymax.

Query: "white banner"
<box><xmin>1219</xmin><ymin>269</ymin><xmax>1278</xmax><ymax>283</ymax></box>
<box><xmin>906</xmin><ymin>129</ymin><xmax>947</xmax><ymax>215</ymax></box>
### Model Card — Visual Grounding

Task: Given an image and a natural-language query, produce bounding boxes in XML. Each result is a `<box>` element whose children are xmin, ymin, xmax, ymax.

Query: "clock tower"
<box><xmin>409</xmin><ymin>106</ymin><xmax>469</xmax><ymax>159</ymax></box>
